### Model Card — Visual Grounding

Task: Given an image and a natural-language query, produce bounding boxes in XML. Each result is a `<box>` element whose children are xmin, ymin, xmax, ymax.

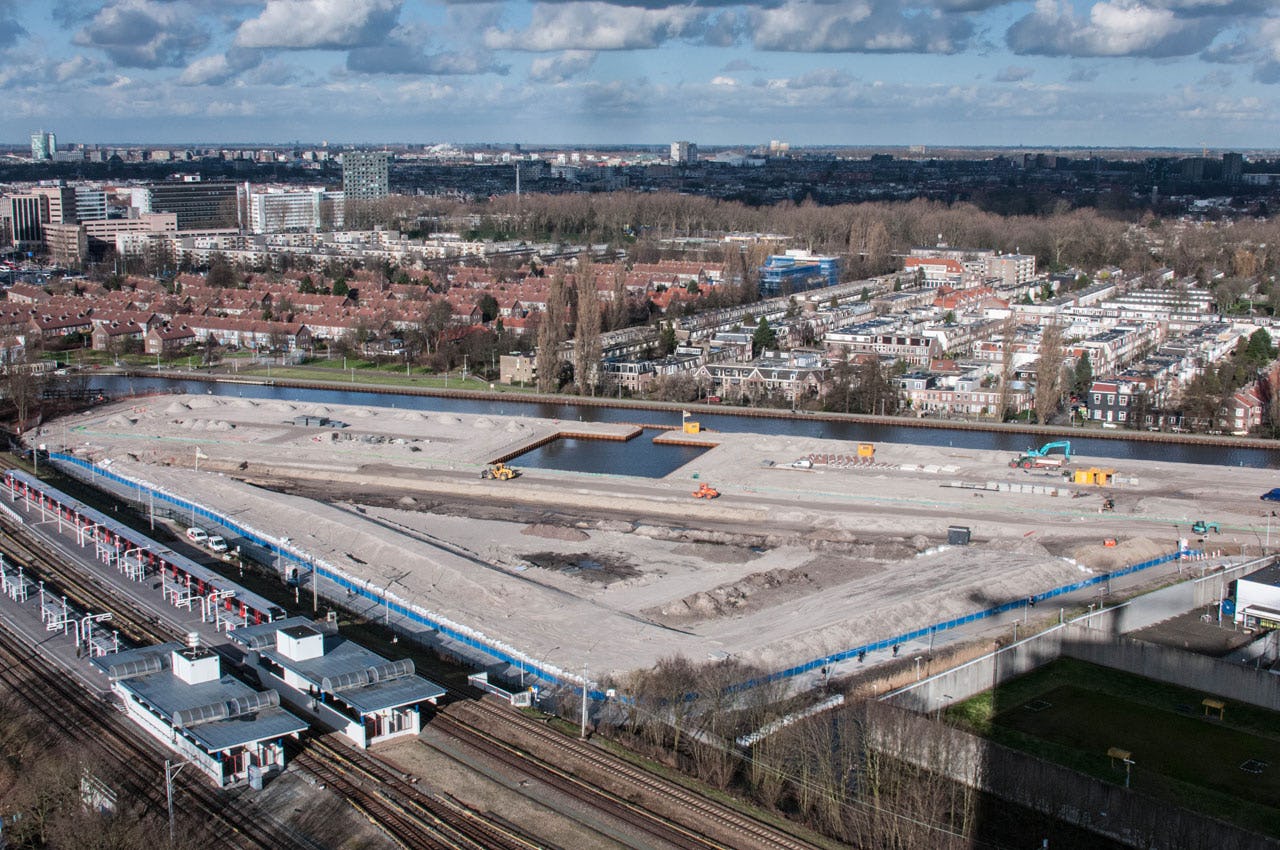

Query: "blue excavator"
<box><xmin>1009</xmin><ymin>440</ymin><xmax>1072</xmax><ymax>470</ymax></box>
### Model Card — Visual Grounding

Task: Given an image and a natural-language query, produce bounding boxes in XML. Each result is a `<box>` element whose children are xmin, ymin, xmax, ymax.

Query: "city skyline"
<box><xmin>2</xmin><ymin>1</ymin><xmax>1280</xmax><ymax>148</ymax></box>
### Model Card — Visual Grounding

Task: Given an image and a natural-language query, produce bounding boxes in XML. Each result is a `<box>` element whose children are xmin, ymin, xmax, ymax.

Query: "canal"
<box><xmin>94</xmin><ymin>375</ymin><xmax>1280</xmax><ymax>470</ymax></box>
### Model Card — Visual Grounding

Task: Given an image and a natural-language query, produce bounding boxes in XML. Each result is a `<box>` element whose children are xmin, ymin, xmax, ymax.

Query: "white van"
<box><xmin>206</xmin><ymin>535</ymin><xmax>228</xmax><ymax>553</ymax></box>
<box><xmin>186</xmin><ymin>527</ymin><xmax>208</xmax><ymax>544</ymax></box>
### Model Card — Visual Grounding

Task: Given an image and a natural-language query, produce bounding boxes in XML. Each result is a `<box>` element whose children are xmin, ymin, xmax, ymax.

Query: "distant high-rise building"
<box><xmin>670</xmin><ymin>141</ymin><xmax>697</xmax><ymax>165</ymax></box>
<box><xmin>30</xmin><ymin>130</ymin><xmax>56</xmax><ymax>161</ymax></box>
<box><xmin>1222</xmin><ymin>152</ymin><xmax>1244</xmax><ymax>184</ymax></box>
<box><xmin>342</xmin><ymin>150</ymin><xmax>390</xmax><ymax>200</ymax></box>
<box><xmin>141</xmin><ymin>181</ymin><xmax>240</xmax><ymax>230</ymax></box>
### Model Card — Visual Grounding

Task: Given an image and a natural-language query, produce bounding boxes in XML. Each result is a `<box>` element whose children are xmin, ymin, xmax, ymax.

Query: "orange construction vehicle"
<box><xmin>692</xmin><ymin>483</ymin><xmax>720</xmax><ymax>499</ymax></box>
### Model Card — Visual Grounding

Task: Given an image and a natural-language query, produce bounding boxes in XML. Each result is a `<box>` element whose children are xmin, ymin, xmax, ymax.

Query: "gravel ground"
<box><xmin>49</xmin><ymin>394</ymin><xmax>1276</xmax><ymax>682</ymax></box>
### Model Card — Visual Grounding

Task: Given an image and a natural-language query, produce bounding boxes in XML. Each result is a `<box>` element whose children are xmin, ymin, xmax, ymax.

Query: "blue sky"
<box><xmin>3</xmin><ymin>0</ymin><xmax>1280</xmax><ymax>147</ymax></box>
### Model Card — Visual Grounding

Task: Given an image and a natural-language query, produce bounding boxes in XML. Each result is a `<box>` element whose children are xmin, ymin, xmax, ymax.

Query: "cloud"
<box><xmin>1197</xmin><ymin>68</ymin><xmax>1233</xmax><ymax>87</ymax></box>
<box><xmin>73</xmin><ymin>0</ymin><xmax>209</xmax><ymax>68</ymax></box>
<box><xmin>528</xmin><ymin>50</ymin><xmax>597</xmax><ymax>82</ymax></box>
<box><xmin>347</xmin><ymin>42</ymin><xmax>509</xmax><ymax>75</ymax></box>
<box><xmin>484</xmin><ymin>3</ymin><xmax>705</xmax><ymax>51</ymax></box>
<box><xmin>1066</xmin><ymin>65</ymin><xmax>1100</xmax><ymax>81</ymax></box>
<box><xmin>178</xmin><ymin>47</ymin><xmax>263</xmax><ymax>85</ymax></box>
<box><xmin>236</xmin><ymin>0</ymin><xmax>401</xmax><ymax>49</ymax></box>
<box><xmin>53</xmin><ymin>55</ymin><xmax>106</xmax><ymax>83</ymax></box>
<box><xmin>995</xmin><ymin>65</ymin><xmax>1034</xmax><ymax>81</ymax></box>
<box><xmin>710</xmin><ymin>74</ymin><xmax>738</xmax><ymax>86</ymax></box>
<box><xmin>0</xmin><ymin>0</ymin><xmax>24</xmax><ymax>47</ymax></box>
<box><xmin>1007</xmin><ymin>0</ymin><xmax>1223</xmax><ymax>58</ymax></box>
<box><xmin>750</xmin><ymin>1</ymin><xmax>974</xmax><ymax>53</ymax></box>
<box><xmin>721</xmin><ymin>58</ymin><xmax>762</xmax><ymax>72</ymax></box>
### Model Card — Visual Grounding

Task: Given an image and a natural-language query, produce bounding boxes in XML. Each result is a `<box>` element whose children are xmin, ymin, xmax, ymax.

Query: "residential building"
<box><xmin>246</xmin><ymin>186</ymin><xmax>344</xmax><ymax>233</ymax></box>
<box><xmin>500</xmin><ymin>353</ymin><xmax>536</xmax><ymax>385</ymax></box>
<box><xmin>670</xmin><ymin>141</ymin><xmax>698</xmax><ymax>164</ymax></box>
<box><xmin>342</xmin><ymin>151</ymin><xmax>390</xmax><ymax>200</ymax></box>
<box><xmin>43</xmin><ymin>223</ymin><xmax>88</xmax><ymax>268</ymax></box>
<box><xmin>986</xmin><ymin>254</ymin><xmax>1037</xmax><ymax>287</ymax></box>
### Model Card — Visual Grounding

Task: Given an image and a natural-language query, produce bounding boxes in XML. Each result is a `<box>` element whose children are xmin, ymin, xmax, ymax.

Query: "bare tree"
<box><xmin>535</xmin><ymin>271</ymin><xmax>568</xmax><ymax>393</ymax></box>
<box><xmin>1034</xmin><ymin>322</ymin><xmax>1066</xmax><ymax>424</ymax></box>
<box><xmin>997</xmin><ymin>313</ymin><xmax>1017</xmax><ymax>422</ymax></box>
<box><xmin>574</xmin><ymin>257</ymin><xmax>602</xmax><ymax>395</ymax></box>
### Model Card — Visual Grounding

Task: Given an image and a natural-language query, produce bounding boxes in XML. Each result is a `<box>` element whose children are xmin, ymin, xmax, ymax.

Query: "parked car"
<box><xmin>186</xmin><ymin>527</ymin><xmax>208</xmax><ymax>544</ymax></box>
<box><xmin>206</xmin><ymin>535</ymin><xmax>228</xmax><ymax>553</ymax></box>
<box><xmin>1261</xmin><ymin>488</ymin><xmax>1280</xmax><ymax>502</ymax></box>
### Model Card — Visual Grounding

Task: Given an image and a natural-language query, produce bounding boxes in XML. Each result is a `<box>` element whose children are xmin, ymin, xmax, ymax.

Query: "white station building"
<box><xmin>230</xmin><ymin>617</ymin><xmax>445</xmax><ymax>748</ymax></box>
<box><xmin>94</xmin><ymin>638</ymin><xmax>308</xmax><ymax>787</ymax></box>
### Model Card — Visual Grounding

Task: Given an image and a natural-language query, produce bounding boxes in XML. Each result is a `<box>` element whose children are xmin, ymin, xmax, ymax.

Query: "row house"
<box><xmin>825</xmin><ymin>320</ymin><xmax>941</xmax><ymax>366</ymax></box>
<box><xmin>933</xmin><ymin>286</ymin><xmax>1006</xmax><ymax>313</ymax></box>
<box><xmin>5</xmin><ymin>283</ymin><xmax>50</xmax><ymax>304</ymax></box>
<box><xmin>184</xmin><ymin>316</ymin><xmax>312</xmax><ymax>351</ymax></box>
<box><xmin>901</xmin><ymin>375</ymin><xmax>1033</xmax><ymax>418</ymax></box>
<box><xmin>692</xmin><ymin>355</ymin><xmax>829</xmax><ymax>403</ymax></box>
<box><xmin>144</xmin><ymin>324</ymin><xmax>198</xmax><ymax>355</ymax></box>
<box><xmin>91</xmin><ymin>321</ymin><xmax>148</xmax><ymax>351</ymax></box>
<box><xmin>904</xmin><ymin>256</ymin><xmax>965</xmax><ymax>289</ymax></box>
<box><xmin>1219</xmin><ymin>386</ymin><xmax>1265</xmax><ymax>436</ymax></box>
<box><xmin>1071</xmin><ymin>324</ymin><xmax>1160</xmax><ymax>376</ymax></box>
<box><xmin>29</xmin><ymin>312</ymin><xmax>93</xmax><ymax>340</ymax></box>
<box><xmin>1086</xmin><ymin>378</ymin><xmax>1152</xmax><ymax>425</ymax></box>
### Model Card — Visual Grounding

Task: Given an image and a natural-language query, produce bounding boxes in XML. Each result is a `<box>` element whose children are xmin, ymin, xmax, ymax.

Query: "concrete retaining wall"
<box><xmin>866</xmin><ymin>702</ymin><xmax>1276</xmax><ymax>850</ymax></box>
<box><xmin>886</xmin><ymin>556</ymin><xmax>1270</xmax><ymax>714</ymax></box>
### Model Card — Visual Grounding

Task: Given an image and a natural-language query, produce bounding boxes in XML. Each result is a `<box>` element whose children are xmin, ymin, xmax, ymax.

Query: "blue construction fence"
<box><xmin>49</xmin><ymin>453</ymin><xmax>589</xmax><ymax>696</ymax></box>
<box><xmin>729</xmin><ymin>547</ymin><xmax>1198</xmax><ymax>694</ymax></box>
<box><xmin>49</xmin><ymin>452</ymin><xmax>1197</xmax><ymax>703</ymax></box>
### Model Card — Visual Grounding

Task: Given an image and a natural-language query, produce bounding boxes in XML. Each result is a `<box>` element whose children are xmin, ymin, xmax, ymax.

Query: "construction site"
<box><xmin>43</xmin><ymin>393</ymin><xmax>1277</xmax><ymax>687</ymax></box>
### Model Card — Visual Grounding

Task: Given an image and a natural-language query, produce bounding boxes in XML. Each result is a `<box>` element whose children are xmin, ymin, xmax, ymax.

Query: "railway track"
<box><xmin>0</xmin><ymin>617</ymin><xmax>319</xmax><ymax>850</ymax></box>
<box><xmin>295</xmin><ymin>735</ymin><xmax>550</xmax><ymax>850</ymax></box>
<box><xmin>440</xmin><ymin>698</ymin><xmax>818</xmax><ymax>850</ymax></box>
<box><xmin>0</xmin><ymin>470</ymin><xmax>554</xmax><ymax>850</ymax></box>
<box><xmin>0</xmin><ymin>457</ymin><xmax>825</xmax><ymax>850</ymax></box>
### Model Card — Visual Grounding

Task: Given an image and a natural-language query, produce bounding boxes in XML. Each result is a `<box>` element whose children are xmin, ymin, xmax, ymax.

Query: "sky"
<box><xmin>3</xmin><ymin>0</ymin><xmax>1280</xmax><ymax>148</ymax></box>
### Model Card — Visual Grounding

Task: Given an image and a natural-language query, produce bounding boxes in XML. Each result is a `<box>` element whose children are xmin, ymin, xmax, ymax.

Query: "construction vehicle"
<box><xmin>1010</xmin><ymin>440</ymin><xmax>1072</xmax><ymax>469</ymax></box>
<box><xmin>1191</xmin><ymin>520</ymin><xmax>1221</xmax><ymax>535</ymax></box>
<box><xmin>692</xmin><ymin>483</ymin><xmax>720</xmax><ymax>499</ymax></box>
<box><xmin>481</xmin><ymin>462</ymin><xmax>520</xmax><ymax>481</ymax></box>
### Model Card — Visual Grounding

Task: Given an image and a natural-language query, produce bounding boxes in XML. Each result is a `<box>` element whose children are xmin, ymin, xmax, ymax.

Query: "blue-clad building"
<box><xmin>759</xmin><ymin>251</ymin><xmax>840</xmax><ymax>297</ymax></box>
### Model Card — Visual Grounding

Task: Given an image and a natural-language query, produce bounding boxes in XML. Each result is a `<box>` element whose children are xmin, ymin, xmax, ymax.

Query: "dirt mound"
<box><xmin>984</xmin><ymin>535</ymin><xmax>1051</xmax><ymax>556</ymax></box>
<box><xmin>654</xmin><ymin>567</ymin><xmax>814</xmax><ymax>621</ymax></box>
<box><xmin>1061</xmin><ymin>536</ymin><xmax>1171</xmax><ymax>570</ymax></box>
<box><xmin>671</xmin><ymin>542</ymin><xmax>760</xmax><ymax>564</ymax></box>
<box><xmin>521</xmin><ymin>523</ymin><xmax>590</xmax><ymax>542</ymax></box>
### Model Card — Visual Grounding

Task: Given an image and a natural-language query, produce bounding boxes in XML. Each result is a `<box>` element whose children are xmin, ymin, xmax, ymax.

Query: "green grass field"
<box><xmin>950</xmin><ymin>659</ymin><xmax>1280</xmax><ymax>835</ymax></box>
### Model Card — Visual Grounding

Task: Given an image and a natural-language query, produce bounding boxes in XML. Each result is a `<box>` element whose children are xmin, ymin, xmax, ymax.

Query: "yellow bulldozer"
<box><xmin>481</xmin><ymin>462</ymin><xmax>520</xmax><ymax>481</ymax></box>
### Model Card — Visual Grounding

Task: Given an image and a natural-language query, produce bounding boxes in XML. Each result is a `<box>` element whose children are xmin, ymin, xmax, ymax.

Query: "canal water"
<box><xmin>513</xmin><ymin>431</ymin><xmax>708</xmax><ymax>478</ymax></box>
<box><xmin>94</xmin><ymin>376</ymin><xmax>1280</xmax><ymax>471</ymax></box>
